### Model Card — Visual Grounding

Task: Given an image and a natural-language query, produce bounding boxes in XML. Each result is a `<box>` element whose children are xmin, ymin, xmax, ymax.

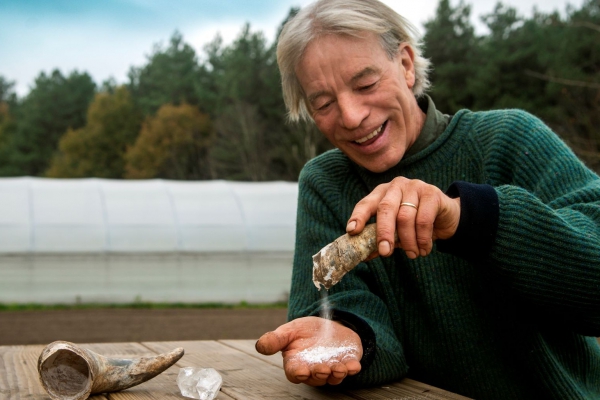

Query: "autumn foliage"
<box><xmin>125</xmin><ymin>103</ymin><xmax>213</xmax><ymax>180</ymax></box>
<box><xmin>46</xmin><ymin>86</ymin><xmax>141</xmax><ymax>178</ymax></box>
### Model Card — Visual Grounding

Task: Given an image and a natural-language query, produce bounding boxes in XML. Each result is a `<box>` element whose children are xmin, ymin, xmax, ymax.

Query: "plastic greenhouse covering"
<box><xmin>0</xmin><ymin>177</ymin><xmax>298</xmax><ymax>254</ymax></box>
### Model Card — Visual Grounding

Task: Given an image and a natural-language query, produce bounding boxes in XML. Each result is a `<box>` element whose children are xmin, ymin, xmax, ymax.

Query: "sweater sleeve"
<box><xmin>436</xmin><ymin>181</ymin><xmax>500</xmax><ymax>262</ymax></box>
<box><xmin>480</xmin><ymin>111</ymin><xmax>600</xmax><ymax>336</ymax></box>
<box><xmin>288</xmin><ymin>158</ymin><xmax>408</xmax><ymax>387</ymax></box>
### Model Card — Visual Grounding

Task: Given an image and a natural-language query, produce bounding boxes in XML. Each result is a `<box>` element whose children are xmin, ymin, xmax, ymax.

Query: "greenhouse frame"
<box><xmin>0</xmin><ymin>177</ymin><xmax>298</xmax><ymax>304</ymax></box>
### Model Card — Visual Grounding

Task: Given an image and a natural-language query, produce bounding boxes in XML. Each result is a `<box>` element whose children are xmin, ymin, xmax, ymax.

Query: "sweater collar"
<box><xmin>404</xmin><ymin>95</ymin><xmax>450</xmax><ymax>158</ymax></box>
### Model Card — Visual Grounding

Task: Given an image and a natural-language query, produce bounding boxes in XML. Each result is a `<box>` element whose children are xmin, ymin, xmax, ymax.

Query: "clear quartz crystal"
<box><xmin>177</xmin><ymin>367</ymin><xmax>223</xmax><ymax>400</ymax></box>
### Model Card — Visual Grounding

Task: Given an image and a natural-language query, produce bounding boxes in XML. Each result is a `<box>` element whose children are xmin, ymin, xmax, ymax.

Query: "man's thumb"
<box><xmin>255</xmin><ymin>328</ymin><xmax>290</xmax><ymax>355</ymax></box>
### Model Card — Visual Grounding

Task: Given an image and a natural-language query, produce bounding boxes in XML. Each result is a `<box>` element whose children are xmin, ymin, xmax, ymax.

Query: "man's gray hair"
<box><xmin>277</xmin><ymin>0</ymin><xmax>431</xmax><ymax>122</ymax></box>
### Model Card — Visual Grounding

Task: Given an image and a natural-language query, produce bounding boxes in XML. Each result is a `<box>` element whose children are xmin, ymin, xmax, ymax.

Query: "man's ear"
<box><xmin>398</xmin><ymin>43</ymin><xmax>416</xmax><ymax>88</ymax></box>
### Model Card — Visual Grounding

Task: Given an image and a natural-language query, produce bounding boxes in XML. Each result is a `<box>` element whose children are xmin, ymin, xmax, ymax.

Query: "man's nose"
<box><xmin>337</xmin><ymin>94</ymin><xmax>369</xmax><ymax>130</ymax></box>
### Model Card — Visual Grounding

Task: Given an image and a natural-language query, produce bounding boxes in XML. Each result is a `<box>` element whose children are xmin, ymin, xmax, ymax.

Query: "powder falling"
<box><xmin>320</xmin><ymin>289</ymin><xmax>332</xmax><ymax>319</ymax></box>
<box><xmin>319</xmin><ymin>289</ymin><xmax>333</xmax><ymax>339</ymax></box>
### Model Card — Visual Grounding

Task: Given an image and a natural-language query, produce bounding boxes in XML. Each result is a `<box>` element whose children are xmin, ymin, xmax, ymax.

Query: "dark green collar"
<box><xmin>403</xmin><ymin>95</ymin><xmax>450</xmax><ymax>158</ymax></box>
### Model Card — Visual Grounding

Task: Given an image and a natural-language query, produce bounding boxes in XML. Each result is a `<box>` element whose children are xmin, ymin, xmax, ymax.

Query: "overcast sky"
<box><xmin>0</xmin><ymin>0</ymin><xmax>585</xmax><ymax>97</ymax></box>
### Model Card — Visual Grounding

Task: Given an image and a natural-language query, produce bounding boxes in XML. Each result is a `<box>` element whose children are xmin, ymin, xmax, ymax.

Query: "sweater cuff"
<box><xmin>436</xmin><ymin>181</ymin><xmax>499</xmax><ymax>262</ymax></box>
<box><xmin>331</xmin><ymin>310</ymin><xmax>376</xmax><ymax>370</ymax></box>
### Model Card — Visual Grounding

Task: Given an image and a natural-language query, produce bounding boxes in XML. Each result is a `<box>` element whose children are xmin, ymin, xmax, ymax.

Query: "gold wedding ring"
<box><xmin>400</xmin><ymin>202</ymin><xmax>418</xmax><ymax>209</ymax></box>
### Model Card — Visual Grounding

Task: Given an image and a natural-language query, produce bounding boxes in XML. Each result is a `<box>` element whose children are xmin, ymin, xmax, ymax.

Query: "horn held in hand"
<box><xmin>38</xmin><ymin>340</ymin><xmax>184</xmax><ymax>400</ymax></box>
<box><xmin>313</xmin><ymin>223</ymin><xmax>384</xmax><ymax>290</ymax></box>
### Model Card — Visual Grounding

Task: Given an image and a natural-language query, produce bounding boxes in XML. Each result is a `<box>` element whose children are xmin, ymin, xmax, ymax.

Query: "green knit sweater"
<box><xmin>288</xmin><ymin>108</ymin><xmax>600</xmax><ymax>399</ymax></box>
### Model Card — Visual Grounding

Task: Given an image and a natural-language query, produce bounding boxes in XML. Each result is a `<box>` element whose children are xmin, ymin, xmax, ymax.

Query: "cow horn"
<box><xmin>38</xmin><ymin>340</ymin><xmax>184</xmax><ymax>400</ymax></box>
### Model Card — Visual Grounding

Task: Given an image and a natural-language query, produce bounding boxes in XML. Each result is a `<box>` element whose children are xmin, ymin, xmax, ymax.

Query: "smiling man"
<box><xmin>297</xmin><ymin>35</ymin><xmax>425</xmax><ymax>174</ymax></box>
<box><xmin>255</xmin><ymin>0</ymin><xmax>600</xmax><ymax>399</ymax></box>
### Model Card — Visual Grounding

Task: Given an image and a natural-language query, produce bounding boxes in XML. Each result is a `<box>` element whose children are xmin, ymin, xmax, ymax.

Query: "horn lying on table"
<box><xmin>38</xmin><ymin>340</ymin><xmax>184</xmax><ymax>400</ymax></box>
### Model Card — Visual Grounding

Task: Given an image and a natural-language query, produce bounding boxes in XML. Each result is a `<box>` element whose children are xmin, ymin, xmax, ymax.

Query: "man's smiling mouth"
<box><xmin>355</xmin><ymin>121</ymin><xmax>386</xmax><ymax>144</ymax></box>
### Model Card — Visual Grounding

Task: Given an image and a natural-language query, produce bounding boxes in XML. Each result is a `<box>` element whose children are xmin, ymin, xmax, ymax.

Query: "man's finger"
<box><xmin>345</xmin><ymin>359</ymin><xmax>362</xmax><ymax>376</ymax></box>
<box><xmin>347</xmin><ymin>184</ymin><xmax>389</xmax><ymax>234</ymax></box>
<box><xmin>284</xmin><ymin>355</ymin><xmax>311</xmax><ymax>383</ymax></box>
<box><xmin>255</xmin><ymin>329</ymin><xmax>291</xmax><ymax>355</ymax></box>
<box><xmin>327</xmin><ymin>363</ymin><xmax>348</xmax><ymax>385</ymax></box>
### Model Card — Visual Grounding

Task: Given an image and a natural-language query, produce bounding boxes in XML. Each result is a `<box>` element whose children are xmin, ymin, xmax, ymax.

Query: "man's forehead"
<box><xmin>350</xmin><ymin>66</ymin><xmax>381</xmax><ymax>83</ymax></box>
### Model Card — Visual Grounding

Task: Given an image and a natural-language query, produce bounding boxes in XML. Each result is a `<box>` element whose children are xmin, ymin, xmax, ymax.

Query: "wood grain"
<box><xmin>219</xmin><ymin>339</ymin><xmax>284</xmax><ymax>368</ymax></box>
<box><xmin>219</xmin><ymin>340</ymin><xmax>472</xmax><ymax>400</ymax></box>
<box><xmin>1</xmin><ymin>340</ymin><xmax>472</xmax><ymax>400</ymax></box>
<box><xmin>345</xmin><ymin>379</ymin><xmax>471</xmax><ymax>400</ymax></box>
<box><xmin>144</xmin><ymin>340</ymin><xmax>355</xmax><ymax>400</ymax></box>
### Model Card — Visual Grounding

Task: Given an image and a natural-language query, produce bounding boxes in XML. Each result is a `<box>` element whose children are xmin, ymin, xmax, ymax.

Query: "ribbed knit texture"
<box><xmin>288</xmin><ymin>109</ymin><xmax>600</xmax><ymax>399</ymax></box>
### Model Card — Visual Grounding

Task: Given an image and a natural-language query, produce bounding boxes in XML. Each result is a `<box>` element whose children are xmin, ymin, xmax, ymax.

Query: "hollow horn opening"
<box><xmin>39</xmin><ymin>348</ymin><xmax>92</xmax><ymax>400</ymax></box>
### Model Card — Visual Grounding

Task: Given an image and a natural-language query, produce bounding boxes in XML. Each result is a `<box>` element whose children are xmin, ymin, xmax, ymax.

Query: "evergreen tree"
<box><xmin>423</xmin><ymin>0</ymin><xmax>479</xmax><ymax>113</ymax></box>
<box><xmin>533</xmin><ymin>0</ymin><xmax>600</xmax><ymax>170</ymax></box>
<box><xmin>469</xmin><ymin>3</ymin><xmax>549</xmax><ymax>111</ymax></box>
<box><xmin>0</xmin><ymin>76</ymin><xmax>17</xmax><ymax>154</ymax></box>
<box><xmin>0</xmin><ymin>70</ymin><xmax>96</xmax><ymax>176</ymax></box>
<box><xmin>0</xmin><ymin>76</ymin><xmax>17</xmax><ymax>106</ymax></box>
<box><xmin>205</xmin><ymin>18</ymin><xmax>332</xmax><ymax>181</ymax></box>
<box><xmin>206</xmin><ymin>24</ymin><xmax>283</xmax><ymax>180</ymax></box>
<box><xmin>128</xmin><ymin>31</ymin><xmax>207</xmax><ymax>116</ymax></box>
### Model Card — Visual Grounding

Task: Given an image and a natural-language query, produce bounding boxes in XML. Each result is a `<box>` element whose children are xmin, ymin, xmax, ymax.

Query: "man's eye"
<box><xmin>358</xmin><ymin>83</ymin><xmax>376</xmax><ymax>91</ymax></box>
<box><xmin>316</xmin><ymin>101</ymin><xmax>332</xmax><ymax>111</ymax></box>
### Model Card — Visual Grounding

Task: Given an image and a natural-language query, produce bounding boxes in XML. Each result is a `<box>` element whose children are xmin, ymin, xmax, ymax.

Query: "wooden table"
<box><xmin>0</xmin><ymin>340</ymin><xmax>470</xmax><ymax>399</ymax></box>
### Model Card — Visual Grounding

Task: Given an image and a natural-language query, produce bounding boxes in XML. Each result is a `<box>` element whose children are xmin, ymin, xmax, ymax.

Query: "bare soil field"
<box><xmin>0</xmin><ymin>308</ymin><xmax>288</xmax><ymax>346</ymax></box>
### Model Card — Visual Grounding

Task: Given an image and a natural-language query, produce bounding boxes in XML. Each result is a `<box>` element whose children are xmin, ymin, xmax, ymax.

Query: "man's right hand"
<box><xmin>255</xmin><ymin>316</ymin><xmax>363</xmax><ymax>386</ymax></box>
<box><xmin>346</xmin><ymin>177</ymin><xmax>461</xmax><ymax>260</ymax></box>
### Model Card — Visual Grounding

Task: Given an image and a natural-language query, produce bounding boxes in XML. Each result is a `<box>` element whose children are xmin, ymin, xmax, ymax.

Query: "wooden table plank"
<box><xmin>391</xmin><ymin>379</ymin><xmax>470</xmax><ymax>399</ymax></box>
<box><xmin>79</xmin><ymin>342</ymin><xmax>236</xmax><ymax>400</ymax></box>
<box><xmin>1</xmin><ymin>340</ymin><xmax>472</xmax><ymax>400</ymax></box>
<box><xmin>219</xmin><ymin>339</ymin><xmax>283</xmax><ymax>368</ymax></box>
<box><xmin>346</xmin><ymin>379</ymin><xmax>471</xmax><ymax>400</ymax></box>
<box><xmin>218</xmin><ymin>340</ymin><xmax>471</xmax><ymax>400</ymax></box>
<box><xmin>0</xmin><ymin>344</ymin><xmax>108</xmax><ymax>400</ymax></box>
<box><xmin>144</xmin><ymin>340</ymin><xmax>356</xmax><ymax>400</ymax></box>
<box><xmin>221</xmin><ymin>340</ymin><xmax>472</xmax><ymax>399</ymax></box>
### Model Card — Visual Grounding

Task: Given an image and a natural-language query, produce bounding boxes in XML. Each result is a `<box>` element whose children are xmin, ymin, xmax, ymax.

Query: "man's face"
<box><xmin>296</xmin><ymin>33</ymin><xmax>424</xmax><ymax>173</ymax></box>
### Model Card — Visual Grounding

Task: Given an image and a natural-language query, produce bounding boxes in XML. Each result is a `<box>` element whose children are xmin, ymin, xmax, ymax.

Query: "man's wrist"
<box><xmin>331</xmin><ymin>310</ymin><xmax>376</xmax><ymax>369</ymax></box>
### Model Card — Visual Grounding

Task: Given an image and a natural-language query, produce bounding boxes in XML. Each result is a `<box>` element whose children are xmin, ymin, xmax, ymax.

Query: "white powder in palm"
<box><xmin>296</xmin><ymin>345</ymin><xmax>358</xmax><ymax>364</ymax></box>
<box><xmin>297</xmin><ymin>279</ymin><xmax>357</xmax><ymax>365</ymax></box>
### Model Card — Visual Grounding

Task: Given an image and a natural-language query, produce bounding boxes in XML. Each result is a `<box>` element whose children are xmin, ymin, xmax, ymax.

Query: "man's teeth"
<box><xmin>355</xmin><ymin>125</ymin><xmax>383</xmax><ymax>144</ymax></box>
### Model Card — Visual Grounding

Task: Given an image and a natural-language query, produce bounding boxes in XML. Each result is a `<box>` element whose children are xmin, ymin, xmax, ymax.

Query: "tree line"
<box><xmin>0</xmin><ymin>0</ymin><xmax>598</xmax><ymax>181</ymax></box>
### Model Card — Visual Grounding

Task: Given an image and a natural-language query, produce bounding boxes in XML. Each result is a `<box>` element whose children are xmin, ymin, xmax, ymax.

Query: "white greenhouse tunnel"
<box><xmin>0</xmin><ymin>177</ymin><xmax>299</xmax><ymax>304</ymax></box>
